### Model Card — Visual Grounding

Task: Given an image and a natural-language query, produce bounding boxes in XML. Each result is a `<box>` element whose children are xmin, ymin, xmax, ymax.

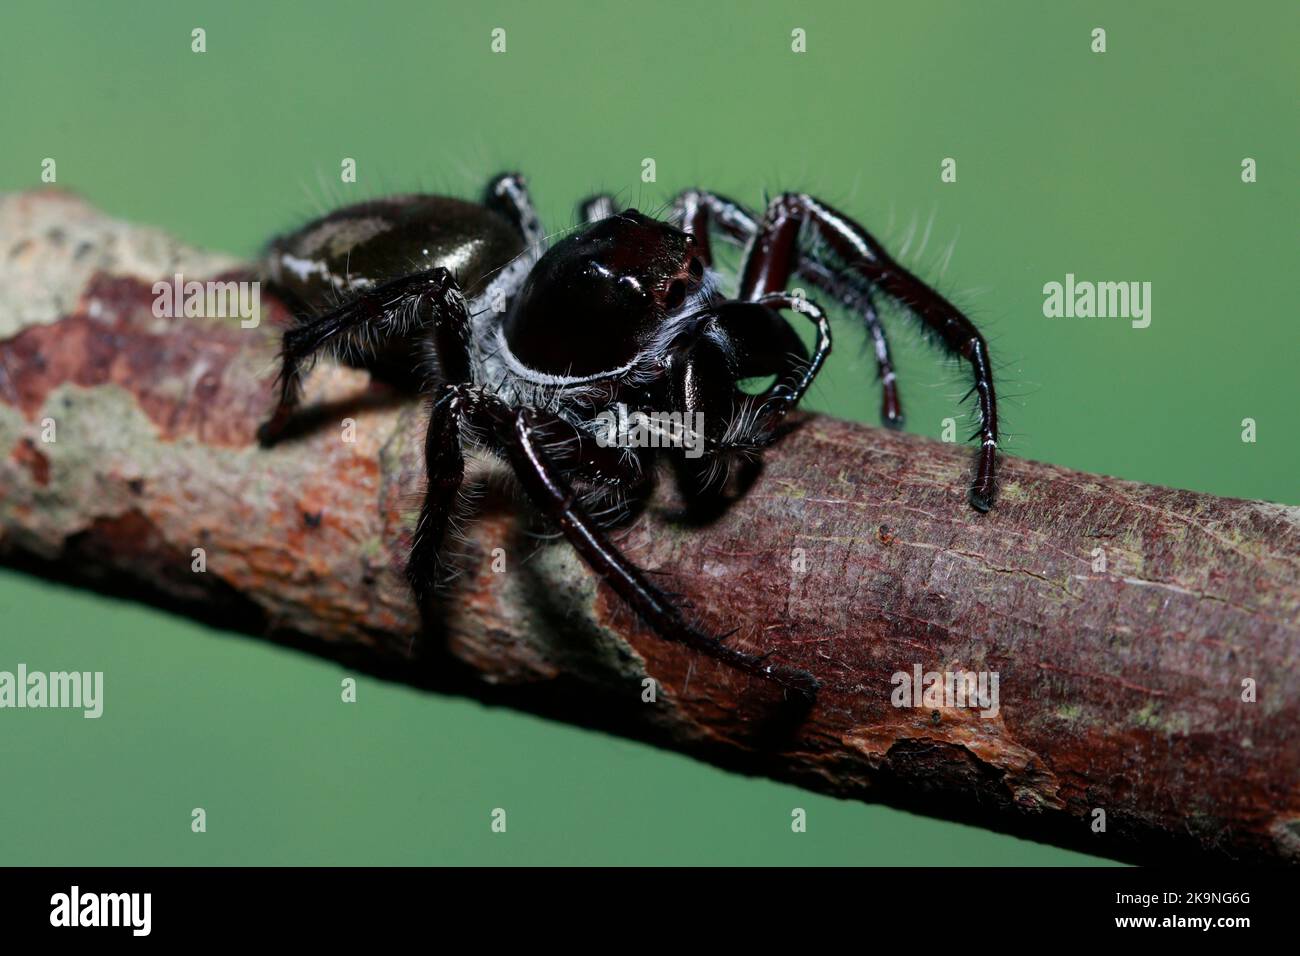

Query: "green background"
<box><xmin>0</xmin><ymin>0</ymin><xmax>1294</xmax><ymax>865</ymax></box>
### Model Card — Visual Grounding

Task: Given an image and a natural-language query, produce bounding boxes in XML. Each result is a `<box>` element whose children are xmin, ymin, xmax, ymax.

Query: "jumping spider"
<box><xmin>258</xmin><ymin>173</ymin><xmax>1000</xmax><ymax>700</ymax></box>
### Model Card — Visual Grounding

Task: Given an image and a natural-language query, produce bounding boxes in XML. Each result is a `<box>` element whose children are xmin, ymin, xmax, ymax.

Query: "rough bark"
<box><xmin>1</xmin><ymin>190</ymin><xmax>1296</xmax><ymax>864</ymax></box>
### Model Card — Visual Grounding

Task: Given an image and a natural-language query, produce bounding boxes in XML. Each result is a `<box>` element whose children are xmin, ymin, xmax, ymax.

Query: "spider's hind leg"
<box><xmin>485</xmin><ymin>172</ymin><xmax>546</xmax><ymax>247</ymax></box>
<box><xmin>406</xmin><ymin>384</ymin><xmax>475</xmax><ymax>610</ymax></box>
<box><xmin>577</xmin><ymin>193</ymin><xmax>617</xmax><ymax>224</ymax></box>
<box><xmin>257</xmin><ymin>267</ymin><xmax>470</xmax><ymax>446</ymax></box>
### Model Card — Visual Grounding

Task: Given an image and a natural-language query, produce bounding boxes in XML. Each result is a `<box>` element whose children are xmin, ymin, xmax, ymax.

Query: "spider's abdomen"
<box><xmin>265</xmin><ymin>195</ymin><xmax>525</xmax><ymax>314</ymax></box>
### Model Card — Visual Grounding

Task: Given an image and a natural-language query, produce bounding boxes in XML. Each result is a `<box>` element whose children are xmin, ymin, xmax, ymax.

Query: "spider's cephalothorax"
<box><xmin>259</xmin><ymin>173</ymin><xmax>1002</xmax><ymax>702</ymax></box>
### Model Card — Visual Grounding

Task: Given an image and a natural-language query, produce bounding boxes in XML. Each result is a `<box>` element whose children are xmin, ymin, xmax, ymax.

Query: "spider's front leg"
<box><xmin>676</xmin><ymin>190</ymin><xmax>999</xmax><ymax>511</ymax></box>
<box><xmin>407</xmin><ymin>383</ymin><xmax>650</xmax><ymax>608</ymax></box>
<box><xmin>408</xmin><ymin>387</ymin><xmax>820</xmax><ymax>701</ymax></box>
<box><xmin>671</xmin><ymin>190</ymin><xmax>905</xmax><ymax>429</ymax></box>
<box><xmin>503</xmin><ymin>406</ymin><xmax>822</xmax><ymax>702</ymax></box>
<box><xmin>738</xmin><ymin>193</ymin><xmax>1000</xmax><ymax>511</ymax></box>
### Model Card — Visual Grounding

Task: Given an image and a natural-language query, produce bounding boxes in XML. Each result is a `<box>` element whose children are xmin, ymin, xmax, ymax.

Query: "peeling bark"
<box><xmin>1</xmin><ymin>190</ymin><xmax>1297</xmax><ymax>863</ymax></box>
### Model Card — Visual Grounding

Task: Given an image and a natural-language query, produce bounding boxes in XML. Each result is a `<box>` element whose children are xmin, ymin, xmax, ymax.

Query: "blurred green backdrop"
<box><xmin>0</xmin><ymin>0</ymin><xmax>1294</xmax><ymax>865</ymax></box>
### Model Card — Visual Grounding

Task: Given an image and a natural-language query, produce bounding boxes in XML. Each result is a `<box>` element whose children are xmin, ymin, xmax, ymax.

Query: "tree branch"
<box><xmin>2</xmin><ymin>190</ymin><xmax>1297</xmax><ymax>863</ymax></box>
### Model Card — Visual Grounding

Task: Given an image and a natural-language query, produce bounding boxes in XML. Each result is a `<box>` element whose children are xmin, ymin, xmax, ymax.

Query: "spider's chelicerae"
<box><xmin>258</xmin><ymin>173</ymin><xmax>1001</xmax><ymax>701</ymax></box>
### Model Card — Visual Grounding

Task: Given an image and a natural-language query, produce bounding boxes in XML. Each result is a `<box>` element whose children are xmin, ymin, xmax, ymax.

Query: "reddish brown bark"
<box><xmin>2</xmin><ymin>191</ymin><xmax>1297</xmax><ymax>863</ymax></box>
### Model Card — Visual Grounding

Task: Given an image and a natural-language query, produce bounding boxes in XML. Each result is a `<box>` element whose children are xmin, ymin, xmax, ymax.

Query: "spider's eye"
<box><xmin>688</xmin><ymin>257</ymin><xmax>704</xmax><ymax>281</ymax></box>
<box><xmin>664</xmin><ymin>280</ymin><xmax>686</xmax><ymax>310</ymax></box>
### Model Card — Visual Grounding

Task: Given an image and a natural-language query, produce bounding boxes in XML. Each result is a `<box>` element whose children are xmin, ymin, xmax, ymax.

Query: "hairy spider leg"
<box><xmin>485</xmin><ymin>172</ymin><xmax>547</xmax><ymax>247</ymax></box>
<box><xmin>260</xmin><ymin>175</ymin><xmax>546</xmax><ymax>446</ymax></box>
<box><xmin>670</xmin><ymin>190</ymin><xmax>904</xmax><ymax>429</ymax></box>
<box><xmin>577</xmin><ymin>194</ymin><xmax>617</xmax><ymax>225</ymax></box>
<box><xmin>407</xmin><ymin>380</ymin><xmax>651</xmax><ymax>607</ymax></box>
<box><xmin>407</xmin><ymin>382</ymin><xmax>472</xmax><ymax>610</ymax></box>
<box><xmin>677</xmin><ymin>191</ymin><xmax>999</xmax><ymax>511</ymax></box>
<box><xmin>505</xmin><ymin>406</ymin><xmax>822</xmax><ymax>702</ymax></box>
<box><xmin>745</xmin><ymin>194</ymin><xmax>998</xmax><ymax>511</ymax></box>
<box><xmin>407</xmin><ymin>384</ymin><xmax>819</xmax><ymax>701</ymax></box>
<box><xmin>256</xmin><ymin>268</ymin><xmax>473</xmax><ymax>446</ymax></box>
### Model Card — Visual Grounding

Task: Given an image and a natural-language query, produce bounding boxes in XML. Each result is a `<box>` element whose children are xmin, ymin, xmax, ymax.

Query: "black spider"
<box><xmin>257</xmin><ymin>173</ymin><xmax>1000</xmax><ymax>701</ymax></box>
